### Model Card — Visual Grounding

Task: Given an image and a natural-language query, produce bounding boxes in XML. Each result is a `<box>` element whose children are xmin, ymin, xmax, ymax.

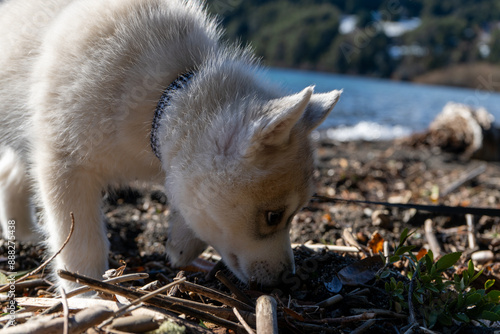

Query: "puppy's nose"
<box><xmin>249</xmin><ymin>259</ymin><xmax>293</xmax><ymax>286</ymax></box>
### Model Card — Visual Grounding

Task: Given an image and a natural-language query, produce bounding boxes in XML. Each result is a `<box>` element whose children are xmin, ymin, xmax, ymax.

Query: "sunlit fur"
<box><xmin>0</xmin><ymin>0</ymin><xmax>341</xmax><ymax>289</ymax></box>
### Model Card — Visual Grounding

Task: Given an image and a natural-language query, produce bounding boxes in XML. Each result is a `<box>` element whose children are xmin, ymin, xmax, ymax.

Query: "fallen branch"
<box><xmin>41</xmin><ymin>273</ymin><xmax>149</xmax><ymax>315</ymax></box>
<box><xmin>97</xmin><ymin>277</ymin><xmax>186</xmax><ymax>329</ymax></box>
<box><xmin>179</xmin><ymin>280</ymin><xmax>254</xmax><ymax>312</ymax></box>
<box><xmin>306</xmin><ymin>312</ymin><xmax>376</xmax><ymax>325</ymax></box>
<box><xmin>8</xmin><ymin>278</ymin><xmax>52</xmax><ymax>293</ymax></box>
<box><xmin>2</xmin><ymin>305</ymin><xmax>113</xmax><ymax>334</ymax></box>
<box><xmin>441</xmin><ymin>164</ymin><xmax>486</xmax><ymax>197</ymax></box>
<box><xmin>60</xmin><ymin>287</ymin><xmax>69</xmax><ymax>334</ymax></box>
<box><xmin>233</xmin><ymin>307</ymin><xmax>256</xmax><ymax>334</ymax></box>
<box><xmin>350</xmin><ymin>318</ymin><xmax>377</xmax><ymax>334</ymax></box>
<box><xmin>58</xmin><ymin>270</ymin><xmax>246</xmax><ymax>332</ymax></box>
<box><xmin>215</xmin><ymin>271</ymin><xmax>254</xmax><ymax>307</ymax></box>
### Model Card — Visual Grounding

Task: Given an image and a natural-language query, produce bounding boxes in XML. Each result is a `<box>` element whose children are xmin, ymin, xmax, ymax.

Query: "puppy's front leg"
<box><xmin>34</xmin><ymin>157</ymin><xmax>109</xmax><ymax>291</ymax></box>
<box><xmin>166</xmin><ymin>208</ymin><xmax>207</xmax><ymax>267</ymax></box>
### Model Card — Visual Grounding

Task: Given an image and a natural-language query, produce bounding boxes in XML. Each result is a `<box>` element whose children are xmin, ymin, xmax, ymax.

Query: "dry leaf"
<box><xmin>338</xmin><ymin>256</ymin><xmax>384</xmax><ymax>286</ymax></box>
<box><xmin>416</xmin><ymin>248</ymin><xmax>428</xmax><ymax>261</ymax></box>
<box><xmin>368</xmin><ymin>232</ymin><xmax>384</xmax><ymax>254</ymax></box>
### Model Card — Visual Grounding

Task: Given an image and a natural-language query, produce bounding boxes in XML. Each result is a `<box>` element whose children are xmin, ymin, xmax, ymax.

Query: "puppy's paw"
<box><xmin>166</xmin><ymin>208</ymin><xmax>207</xmax><ymax>267</ymax></box>
<box><xmin>166</xmin><ymin>236</ymin><xmax>207</xmax><ymax>267</ymax></box>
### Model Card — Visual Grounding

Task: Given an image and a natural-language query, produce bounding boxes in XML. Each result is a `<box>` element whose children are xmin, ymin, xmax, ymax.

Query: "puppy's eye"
<box><xmin>266</xmin><ymin>211</ymin><xmax>284</xmax><ymax>226</ymax></box>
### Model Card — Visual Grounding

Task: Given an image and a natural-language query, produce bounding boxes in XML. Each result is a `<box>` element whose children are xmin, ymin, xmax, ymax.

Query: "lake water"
<box><xmin>264</xmin><ymin>67</ymin><xmax>500</xmax><ymax>141</ymax></box>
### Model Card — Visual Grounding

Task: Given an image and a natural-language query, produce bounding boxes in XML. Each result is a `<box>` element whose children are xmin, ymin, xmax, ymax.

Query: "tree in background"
<box><xmin>209</xmin><ymin>0</ymin><xmax>500</xmax><ymax>82</ymax></box>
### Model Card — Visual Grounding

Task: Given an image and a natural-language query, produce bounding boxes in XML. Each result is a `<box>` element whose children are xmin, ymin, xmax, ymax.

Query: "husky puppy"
<box><xmin>0</xmin><ymin>0</ymin><xmax>340</xmax><ymax>289</ymax></box>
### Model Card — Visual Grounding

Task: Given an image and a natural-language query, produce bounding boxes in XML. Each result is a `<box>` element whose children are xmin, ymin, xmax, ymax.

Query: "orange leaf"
<box><xmin>368</xmin><ymin>232</ymin><xmax>384</xmax><ymax>254</ymax></box>
<box><xmin>283</xmin><ymin>307</ymin><xmax>305</xmax><ymax>321</ymax></box>
<box><xmin>322</xmin><ymin>213</ymin><xmax>332</xmax><ymax>223</ymax></box>
<box><xmin>416</xmin><ymin>248</ymin><xmax>428</xmax><ymax>261</ymax></box>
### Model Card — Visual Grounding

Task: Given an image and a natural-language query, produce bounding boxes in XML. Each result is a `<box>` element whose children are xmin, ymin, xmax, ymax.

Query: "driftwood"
<box><xmin>405</xmin><ymin>102</ymin><xmax>500</xmax><ymax>161</ymax></box>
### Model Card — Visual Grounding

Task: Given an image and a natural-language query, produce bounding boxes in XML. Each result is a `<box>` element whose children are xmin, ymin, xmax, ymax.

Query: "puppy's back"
<box><xmin>0</xmin><ymin>0</ymin><xmax>72</xmax><ymax>152</ymax></box>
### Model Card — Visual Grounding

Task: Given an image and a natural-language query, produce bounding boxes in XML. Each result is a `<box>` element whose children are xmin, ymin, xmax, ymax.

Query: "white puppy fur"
<box><xmin>0</xmin><ymin>0</ymin><xmax>341</xmax><ymax>289</ymax></box>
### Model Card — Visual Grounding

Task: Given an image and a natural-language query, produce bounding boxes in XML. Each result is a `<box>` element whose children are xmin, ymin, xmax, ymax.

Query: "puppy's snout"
<box><xmin>250</xmin><ymin>258</ymin><xmax>295</xmax><ymax>286</ymax></box>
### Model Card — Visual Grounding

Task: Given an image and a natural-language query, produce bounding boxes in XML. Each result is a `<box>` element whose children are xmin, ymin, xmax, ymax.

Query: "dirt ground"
<box><xmin>2</xmin><ymin>137</ymin><xmax>500</xmax><ymax>333</ymax></box>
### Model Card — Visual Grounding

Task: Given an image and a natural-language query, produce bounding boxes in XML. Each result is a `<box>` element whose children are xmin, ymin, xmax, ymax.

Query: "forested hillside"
<box><xmin>207</xmin><ymin>0</ymin><xmax>500</xmax><ymax>84</ymax></box>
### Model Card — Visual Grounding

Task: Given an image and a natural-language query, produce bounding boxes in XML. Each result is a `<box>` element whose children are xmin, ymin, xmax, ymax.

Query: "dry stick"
<box><xmin>97</xmin><ymin>277</ymin><xmax>186</xmax><ymax>329</ymax></box>
<box><xmin>424</xmin><ymin>219</ymin><xmax>442</xmax><ymax>257</ymax></box>
<box><xmin>256</xmin><ymin>295</ymin><xmax>278</xmax><ymax>334</ymax></box>
<box><xmin>215</xmin><ymin>271</ymin><xmax>254</xmax><ymax>307</ymax></box>
<box><xmin>291</xmin><ymin>243</ymin><xmax>360</xmax><ymax>253</ymax></box>
<box><xmin>139</xmin><ymin>305</ymin><xmax>214</xmax><ymax>334</ymax></box>
<box><xmin>108</xmin><ymin>315</ymin><xmax>159</xmax><ymax>333</ymax></box>
<box><xmin>0</xmin><ymin>212</ymin><xmax>75</xmax><ymax>293</ymax></box>
<box><xmin>2</xmin><ymin>305</ymin><xmax>113</xmax><ymax>334</ymax></box>
<box><xmin>316</xmin><ymin>294</ymin><xmax>343</xmax><ymax>308</ymax></box>
<box><xmin>233</xmin><ymin>307</ymin><xmax>256</xmax><ymax>334</ymax></box>
<box><xmin>441</xmin><ymin>164</ymin><xmax>486</xmax><ymax>197</ymax></box>
<box><xmin>402</xmin><ymin>323</ymin><xmax>419</xmax><ymax>334</ymax></box>
<box><xmin>180</xmin><ymin>280</ymin><xmax>254</xmax><ymax>312</ymax></box>
<box><xmin>10</xmin><ymin>278</ymin><xmax>52</xmax><ymax>293</ymax></box>
<box><xmin>306</xmin><ymin>313</ymin><xmax>376</xmax><ymax>325</ymax></box>
<box><xmin>65</xmin><ymin>273</ymin><xmax>149</xmax><ymax>298</ymax></box>
<box><xmin>350</xmin><ymin>309</ymin><xmax>408</xmax><ymax>319</ymax></box>
<box><xmin>407</xmin><ymin>261</ymin><xmax>421</xmax><ymax>326</ymax></box>
<box><xmin>58</xmin><ymin>270</ymin><xmax>245</xmax><ymax>332</ymax></box>
<box><xmin>40</xmin><ymin>273</ymin><xmax>149</xmax><ymax>315</ymax></box>
<box><xmin>350</xmin><ymin>318</ymin><xmax>377</xmax><ymax>334</ymax></box>
<box><xmin>60</xmin><ymin>287</ymin><xmax>69</xmax><ymax>334</ymax></box>
<box><xmin>466</xmin><ymin>214</ymin><xmax>477</xmax><ymax>250</ymax></box>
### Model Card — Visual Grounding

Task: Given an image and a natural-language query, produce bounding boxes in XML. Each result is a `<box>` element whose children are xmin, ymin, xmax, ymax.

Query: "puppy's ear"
<box><xmin>300</xmin><ymin>89</ymin><xmax>342</xmax><ymax>133</ymax></box>
<box><xmin>245</xmin><ymin>86</ymin><xmax>313</xmax><ymax>156</ymax></box>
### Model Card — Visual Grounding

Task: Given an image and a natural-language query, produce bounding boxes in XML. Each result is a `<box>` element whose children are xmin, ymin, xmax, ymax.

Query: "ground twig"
<box><xmin>58</xmin><ymin>270</ymin><xmax>245</xmax><ymax>332</ymax></box>
<box><xmin>98</xmin><ymin>277</ymin><xmax>186</xmax><ymax>329</ymax></box>
<box><xmin>0</xmin><ymin>213</ymin><xmax>75</xmax><ymax>293</ymax></box>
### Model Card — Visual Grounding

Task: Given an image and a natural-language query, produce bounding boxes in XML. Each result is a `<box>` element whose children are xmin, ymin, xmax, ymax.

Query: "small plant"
<box><xmin>379</xmin><ymin>228</ymin><xmax>500</xmax><ymax>328</ymax></box>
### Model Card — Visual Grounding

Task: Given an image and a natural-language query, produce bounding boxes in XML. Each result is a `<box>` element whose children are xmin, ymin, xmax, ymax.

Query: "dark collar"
<box><xmin>151</xmin><ymin>71</ymin><xmax>195</xmax><ymax>160</ymax></box>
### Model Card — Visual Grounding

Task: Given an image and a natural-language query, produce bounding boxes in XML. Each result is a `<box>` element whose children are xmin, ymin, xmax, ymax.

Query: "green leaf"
<box><xmin>426</xmin><ymin>249</ymin><xmax>434</xmax><ymax>263</ymax></box>
<box><xmin>428</xmin><ymin>311</ymin><xmax>438</xmax><ymax>328</ymax></box>
<box><xmin>462</xmin><ymin>269</ymin><xmax>470</xmax><ymax>284</ymax></box>
<box><xmin>399</xmin><ymin>228</ymin><xmax>409</xmax><ymax>246</ymax></box>
<box><xmin>414</xmin><ymin>292</ymin><xmax>424</xmax><ymax>304</ymax></box>
<box><xmin>426</xmin><ymin>285</ymin><xmax>440</xmax><ymax>293</ymax></box>
<box><xmin>470</xmin><ymin>269</ymin><xmax>483</xmax><ymax>283</ymax></box>
<box><xmin>395</xmin><ymin>245</ymin><xmax>416</xmax><ymax>256</ymax></box>
<box><xmin>465</xmin><ymin>292</ymin><xmax>482</xmax><ymax>306</ymax></box>
<box><xmin>468</xmin><ymin>260</ymin><xmax>475</xmax><ymax>277</ymax></box>
<box><xmin>485</xmin><ymin>279</ymin><xmax>495</xmax><ymax>290</ymax></box>
<box><xmin>435</xmin><ymin>252</ymin><xmax>462</xmax><ymax>272</ymax></box>
<box><xmin>457</xmin><ymin>291</ymin><xmax>465</xmax><ymax>308</ymax></box>
<box><xmin>480</xmin><ymin>310</ymin><xmax>500</xmax><ymax>322</ymax></box>
<box><xmin>487</xmin><ymin>290</ymin><xmax>500</xmax><ymax>303</ymax></box>
<box><xmin>379</xmin><ymin>270</ymin><xmax>391</xmax><ymax>279</ymax></box>
<box><xmin>389</xmin><ymin>255</ymin><xmax>401</xmax><ymax>263</ymax></box>
<box><xmin>454</xmin><ymin>313</ymin><xmax>470</xmax><ymax>323</ymax></box>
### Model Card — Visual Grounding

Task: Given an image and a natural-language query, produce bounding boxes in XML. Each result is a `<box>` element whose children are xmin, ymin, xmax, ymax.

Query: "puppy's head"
<box><xmin>168</xmin><ymin>86</ymin><xmax>341</xmax><ymax>285</ymax></box>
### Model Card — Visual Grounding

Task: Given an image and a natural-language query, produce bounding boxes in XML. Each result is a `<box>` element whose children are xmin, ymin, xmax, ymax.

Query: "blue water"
<box><xmin>264</xmin><ymin>67</ymin><xmax>500</xmax><ymax>140</ymax></box>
